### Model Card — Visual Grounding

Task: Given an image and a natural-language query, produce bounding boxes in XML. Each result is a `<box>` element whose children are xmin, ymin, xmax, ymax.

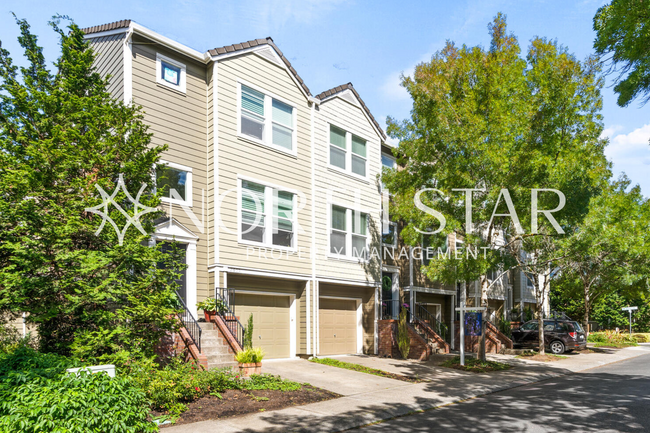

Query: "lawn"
<box><xmin>309</xmin><ymin>357</ymin><xmax>421</xmax><ymax>383</ymax></box>
<box><xmin>440</xmin><ymin>356</ymin><xmax>511</xmax><ymax>373</ymax></box>
<box><xmin>515</xmin><ymin>351</ymin><xmax>568</xmax><ymax>362</ymax></box>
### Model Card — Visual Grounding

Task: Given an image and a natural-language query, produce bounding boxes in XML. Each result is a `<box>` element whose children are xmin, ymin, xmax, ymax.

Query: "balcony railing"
<box><xmin>176</xmin><ymin>292</ymin><xmax>202</xmax><ymax>353</ymax></box>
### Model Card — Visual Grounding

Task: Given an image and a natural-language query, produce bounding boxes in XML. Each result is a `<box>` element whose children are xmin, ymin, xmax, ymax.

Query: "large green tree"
<box><xmin>594</xmin><ymin>0</ymin><xmax>650</xmax><ymax>106</ymax></box>
<box><xmin>0</xmin><ymin>16</ymin><xmax>182</xmax><ymax>361</ymax></box>
<box><xmin>385</xmin><ymin>14</ymin><xmax>610</xmax><ymax>355</ymax></box>
<box><xmin>558</xmin><ymin>177</ymin><xmax>650</xmax><ymax>333</ymax></box>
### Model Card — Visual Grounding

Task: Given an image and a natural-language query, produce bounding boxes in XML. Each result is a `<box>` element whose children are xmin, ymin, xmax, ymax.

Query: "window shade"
<box><xmin>331</xmin><ymin>206</ymin><xmax>347</xmax><ymax>231</ymax></box>
<box><xmin>351</xmin><ymin>135</ymin><xmax>366</xmax><ymax>157</ymax></box>
<box><xmin>241</xmin><ymin>86</ymin><xmax>265</xmax><ymax>116</ymax></box>
<box><xmin>272</xmin><ymin>99</ymin><xmax>293</xmax><ymax>126</ymax></box>
<box><xmin>352</xmin><ymin>212</ymin><xmax>367</xmax><ymax>235</ymax></box>
<box><xmin>241</xmin><ymin>181</ymin><xmax>265</xmax><ymax>212</ymax></box>
<box><xmin>330</xmin><ymin>126</ymin><xmax>346</xmax><ymax>149</ymax></box>
<box><xmin>275</xmin><ymin>191</ymin><xmax>293</xmax><ymax>219</ymax></box>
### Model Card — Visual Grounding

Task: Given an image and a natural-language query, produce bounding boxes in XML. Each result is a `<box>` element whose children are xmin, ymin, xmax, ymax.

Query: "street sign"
<box><xmin>455</xmin><ymin>302</ymin><xmax>487</xmax><ymax>366</ymax></box>
<box><xmin>621</xmin><ymin>306</ymin><xmax>639</xmax><ymax>334</ymax></box>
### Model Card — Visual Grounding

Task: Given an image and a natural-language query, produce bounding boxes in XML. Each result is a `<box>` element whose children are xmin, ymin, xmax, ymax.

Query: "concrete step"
<box><xmin>207</xmin><ymin>353</ymin><xmax>236</xmax><ymax>364</ymax></box>
<box><xmin>199</xmin><ymin>322</ymin><xmax>215</xmax><ymax>331</ymax></box>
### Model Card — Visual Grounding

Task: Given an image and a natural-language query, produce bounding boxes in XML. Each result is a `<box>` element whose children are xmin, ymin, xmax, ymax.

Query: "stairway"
<box><xmin>199</xmin><ymin>322</ymin><xmax>238</xmax><ymax>370</ymax></box>
<box><xmin>413</xmin><ymin>323</ymin><xmax>446</xmax><ymax>354</ymax></box>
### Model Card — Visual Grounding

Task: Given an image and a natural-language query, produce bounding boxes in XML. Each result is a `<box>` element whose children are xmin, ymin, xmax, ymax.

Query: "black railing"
<box><xmin>176</xmin><ymin>292</ymin><xmax>202</xmax><ymax>353</ymax></box>
<box><xmin>381</xmin><ymin>299</ymin><xmax>401</xmax><ymax>320</ymax></box>
<box><xmin>214</xmin><ymin>288</ymin><xmax>245</xmax><ymax>349</ymax></box>
<box><xmin>415</xmin><ymin>304</ymin><xmax>449</xmax><ymax>343</ymax></box>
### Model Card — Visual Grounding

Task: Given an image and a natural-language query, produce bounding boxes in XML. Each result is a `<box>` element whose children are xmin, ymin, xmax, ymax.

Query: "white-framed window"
<box><xmin>329</xmin><ymin>124</ymin><xmax>367</xmax><ymax>178</ymax></box>
<box><xmin>382</xmin><ymin>222</ymin><xmax>397</xmax><ymax>248</ymax></box>
<box><xmin>237</xmin><ymin>82</ymin><xmax>297</xmax><ymax>155</ymax></box>
<box><xmin>156</xmin><ymin>161</ymin><xmax>193</xmax><ymax>207</ymax></box>
<box><xmin>156</xmin><ymin>53</ymin><xmax>186</xmax><ymax>93</ymax></box>
<box><xmin>239</xmin><ymin>179</ymin><xmax>296</xmax><ymax>249</ymax></box>
<box><xmin>329</xmin><ymin>205</ymin><xmax>369</xmax><ymax>260</ymax></box>
<box><xmin>381</xmin><ymin>152</ymin><xmax>396</xmax><ymax>190</ymax></box>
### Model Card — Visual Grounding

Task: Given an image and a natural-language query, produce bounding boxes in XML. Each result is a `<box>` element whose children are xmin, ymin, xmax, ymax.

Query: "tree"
<box><xmin>594</xmin><ymin>0</ymin><xmax>650</xmax><ymax>106</ymax></box>
<box><xmin>559</xmin><ymin>177</ymin><xmax>650</xmax><ymax>333</ymax></box>
<box><xmin>385</xmin><ymin>14</ymin><xmax>610</xmax><ymax>355</ymax></box>
<box><xmin>0</xmin><ymin>16</ymin><xmax>182</xmax><ymax>361</ymax></box>
<box><xmin>397</xmin><ymin>308</ymin><xmax>410</xmax><ymax>359</ymax></box>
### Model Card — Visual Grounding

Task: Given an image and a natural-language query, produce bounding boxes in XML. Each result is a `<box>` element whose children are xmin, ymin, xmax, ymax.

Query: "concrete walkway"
<box><xmin>164</xmin><ymin>346</ymin><xmax>650</xmax><ymax>433</ymax></box>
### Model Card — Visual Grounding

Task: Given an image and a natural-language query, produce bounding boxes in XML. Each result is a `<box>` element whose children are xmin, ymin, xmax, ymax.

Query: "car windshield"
<box><xmin>521</xmin><ymin>321</ymin><xmax>538</xmax><ymax>331</ymax></box>
<box><xmin>572</xmin><ymin>322</ymin><xmax>583</xmax><ymax>332</ymax></box>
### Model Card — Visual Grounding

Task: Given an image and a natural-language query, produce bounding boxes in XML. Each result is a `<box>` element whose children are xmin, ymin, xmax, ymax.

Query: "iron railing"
<box><xmin>415</xmin><ymin>304</ymin><xmax>449</xmax><ymax>343</ymax></box>
<box><xmin>214</xmin><ymin>287</ymin><xmax>245</xmax><ymax>348</ymax></box>
<box><xmin>381</xmin><ymin>299</ymin><xmax>401</xmax><ymax>320</ymax></box>
<box><xmin>176</xmin><ymin>292</ymin><xmax>202</xmax><ymax>353</ymax></box>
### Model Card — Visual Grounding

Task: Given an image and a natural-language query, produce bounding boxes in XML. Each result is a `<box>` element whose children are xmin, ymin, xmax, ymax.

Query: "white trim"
<box><xmin>405</xmin><ymin>285</ymin><xmax>456</xmax><ymax>296</ymax></box>
<box><xmin>154</xmin><ymin>220</ymin><xmax>198</xmax><ymax>319</ymax></box>
<box><xmin>306</xmin><ymin>280</ymin><xmax>311</xmax><ymax>355</ymax></box>
<box><xmin>316</xmin><ymin>276</ymin><xmax>377</xmax><ymax>287</ymax></box>
<box><xmin>319</xmin><ymin>91</ymin><xmax>386</xmax><ymax>142</ymax></box>
<box><xmin>131</xmin><ymin>22</ymin><xmax>207</xmax><ymax>62</ymax></box>
<box><xmin>232</xmin><ymin>289</ymin><xmax>297</xmax><ymax>358</ymax></box>
<box><xmin>237</xmin><ymin>177</ymin><xmax>299</xmax><ymax>252</ymax></box>
<box><xmin>156</xmin><ymin>53</ymin><xmax>187</xmax><ymax>94</ymax></box>
<box><xmin>236</xmin><ymin>80</ymin><xmax>298</xmax><ymax>157</ymax></box>
<box><xmin>318</xmin><ymin>296</ymin><xmax>363</xmax><ymax>354</ymax></box>
<box><xmin>158</xmin><ymin>160</ymin><xmax>193</xmax><ymax>207</ymax></box>
<box><xmin>123</xmin><ymin>30</ymin><xmax>133</xmax><ymax>104</ymax></box>
<box><xmin>216</xmin><ymin>265</ymin><xmax>311</xmax><ymax>281</ymax></box>
<box><xmin>213</xmin><ymin>62</ymin><xmax>219</xmax><ymax>264</ymax></box>
<box><xmin>327</xmin><ymin>123</ymin><xmax>369</xmax><ymax>181</ymax></box>
<box><xmin>210</xmin><ymin>45</ymin><xmax>312</xmax><ymax>102</ymax></box>
<box><xmin>309</xmin><ymin>100</ymin><xmax>317</xmax><ymax>356</ymax></box>
<box><xmin>83</xmin><ymin>28</ymin><xmax>129</xmax><ymax>39</ymax></box>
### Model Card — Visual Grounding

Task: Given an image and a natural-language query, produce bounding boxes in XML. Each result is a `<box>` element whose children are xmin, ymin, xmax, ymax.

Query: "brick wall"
<box><xmin>453</xmin><ymin>321</ymin><xmax>501</xmax><ymax>354</ymax></box>
<box><xmin>377</xmin><ymin>319</ymin><xmax>431</xmax><ymax>361</ymax></box>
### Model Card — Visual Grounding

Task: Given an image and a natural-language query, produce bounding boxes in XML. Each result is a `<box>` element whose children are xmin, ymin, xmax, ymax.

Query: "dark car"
<box><xmin>511</xmin><ymin>319</ymin><xmax>587</xmax><ymax>354</ymax></box>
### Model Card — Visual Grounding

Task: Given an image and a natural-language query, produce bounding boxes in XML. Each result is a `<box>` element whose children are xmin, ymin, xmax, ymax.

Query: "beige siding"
<box><xmin>215</xmin><ymin>53</ymin><xmax>313</xmax><ymax>275</ymax></box>
<box><xmin>131</xmin><ymin>34</ymin><xmax>210</xmax><ymax>304</ymax></box>
<box><xmin>88</xmin><ymin>34</ymin><xmax>125</xmax><ymax>101</ymax></box>
<box><xmin>314</xmin><ymin>94</ymin><xmax>382</xmax><ymax>284</ymax></box>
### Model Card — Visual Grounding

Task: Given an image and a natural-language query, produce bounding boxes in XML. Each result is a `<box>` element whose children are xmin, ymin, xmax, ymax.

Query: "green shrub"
<box><xmin>235</xmin><ymin>347</ymin><xmax>264</xmax><ymax>364</ymax></box>
<box><xmin>588</xmin><ymin>330</ymin><xmax>638</xmax><ymax>346</ymax></box>
<box><xmin>243</xmin><ymin>314</ymin><xmax>254</xmax><ymax>349</ymax></box>
<box><xmin>397</xmin><ymin>308</ymin><xmax>410</xmax><ymax>359</ymax></box>
<box><xmin>0</xmin><ymin>372</ymin><xmax>156</xmax><ymax>433</ymax></box>
<box><xmin>0</xmin><ymin>344</ymin><xmax>76</xmax><ymax>391</ymax></box>
<box><xmin>243</xmin><ymin>374</ymin><xmax>301</xmax><ymax>391</ymax></box>
<box><xmin>196</xmin><ymin>298</ymin><xmax>227</xmax><ymax>313</ymax></box>
<box><xmin>632</xmin><ymin>334</ymin><xmax>649</xmax><ymax>343</ymax></box>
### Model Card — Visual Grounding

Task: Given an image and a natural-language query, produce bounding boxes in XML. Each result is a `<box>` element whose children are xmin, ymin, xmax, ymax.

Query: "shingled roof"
<box><xmin>208</xmin><ymin>37</ymin><xmax>311</xmax><ymax>97</ymax></box>
<box><xmin>316</xmin><ymin>83</ymin><xmax>386</xmax><ymax>140</ymax></box>
<box><xmin>81</xmin><ymin>19</ymin><xmax>131</xmax><ymax>35</ymax></box>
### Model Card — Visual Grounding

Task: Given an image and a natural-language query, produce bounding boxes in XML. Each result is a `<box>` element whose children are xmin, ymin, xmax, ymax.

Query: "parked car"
<box><xmin>511</xmin><ymin>319</ymin><xmax>587</xmax><ymax>354</ymax></box>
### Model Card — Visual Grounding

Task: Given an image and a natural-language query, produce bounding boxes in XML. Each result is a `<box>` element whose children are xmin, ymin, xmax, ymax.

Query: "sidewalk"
<box><xmin>164</xmin><ymin>345</ymin><xmax>650</xmax><ymax>433</ymax></box>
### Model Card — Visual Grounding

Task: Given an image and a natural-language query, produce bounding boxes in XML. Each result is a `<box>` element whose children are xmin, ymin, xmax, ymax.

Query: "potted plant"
<box><xmin>196</xmin><ymin>298</ymin><xmax>226</xmax><ymax>322</ymax></box>
<box><xmin>235</xmin><ymin>347</ymin><xmax>264</xmax><ymax>377</ymax></box>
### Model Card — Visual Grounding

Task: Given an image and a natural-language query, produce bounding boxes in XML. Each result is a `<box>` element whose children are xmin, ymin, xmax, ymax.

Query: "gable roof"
<box><xmin>81</xmin><ymin>19</ymin><xmax>131</xmax><ymax>35</ymax></box>
<box><xmin>316</xmin><ymin>83</ymin><xmax>386</xmax><ymax>140</ymax></box>
<box><xmin>208</xmin><ymin>37</ymin><xmax>311</xmax><ymax>97</ymax></box>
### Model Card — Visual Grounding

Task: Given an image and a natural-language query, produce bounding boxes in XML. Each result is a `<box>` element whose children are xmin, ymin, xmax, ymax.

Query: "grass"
<box><xmin>440</xmin><ymin>356</ymin><xmax>511</xmax><ymax>373</ymax></box>
<box><xmin>309</xmin><ymin>357</ymin><xmax>421</xmax><ymax>382</ymax></box>
<box><xmin>593</xmin><ymin>341</ymin><xmax>638</xmax><ymax>348</ymax></box>
<box><xmin>515</xmin><ymin>351</ymin><xmax>568</xmax><ymax>361</ymax></box>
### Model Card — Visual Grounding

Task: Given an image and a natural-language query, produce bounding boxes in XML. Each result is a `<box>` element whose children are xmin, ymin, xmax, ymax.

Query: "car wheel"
<box><xmin>550</xmin><ymin>340</ymin><xmax>565</xmax><ymax>355</ymax></box>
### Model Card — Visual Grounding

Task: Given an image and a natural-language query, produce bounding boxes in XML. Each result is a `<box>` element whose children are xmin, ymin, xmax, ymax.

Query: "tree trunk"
<box><xmin>478</xmin><ymin>275</ymin><xmax>489</xmax><ymax>361</ymax></box>
<box><xmin>537</xmin><ymin>274</ymin><xmax>545</xmax><ymax>355</ymax></box>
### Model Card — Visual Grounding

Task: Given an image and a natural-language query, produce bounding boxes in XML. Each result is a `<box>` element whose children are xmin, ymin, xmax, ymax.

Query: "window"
<box><xmin>521</xmin><ymin>321</ymin><xmax>538</xmax><ymax>331</ymax></box>
<box><xmin>329</xmin><ymin>205</ymin><xmax>369</xmax><ymax>260</ymax></box>
<box><xmin>239</xmin><ymin>83</ymin><xmax>296</xmax><ymax>153</ymax></box>
<box><xmin>157</xmin><ymin>161</ymin><xmax>192</xmax><ymax>206</ymax></box>
<box><xmin>381</xmin><ymin>152</ymin><xmax>396</xmax><ymax>190</ymax></box>
<box><xmin>382</xmin><ymin>222</ymin><xmax>397</xmax><ymax>247</ymax></box>
<box><xmin>156</xmin><ymin>53</ymin><xmax>186</xmax><ymax>93</ymax></box>
<box><xmin>240</xmin><ymin>180</ymin><xmax>295</xmax><ymax>249</ymax></box>
<box><xmin>329</xmin><ymin>125</ymin><xmax>367</xmax><ymax>178</ymax></box>
<box><xmin>525</xmin><ymin>273</ymin><xmax>535</xmax><ymax>288</ymax></box>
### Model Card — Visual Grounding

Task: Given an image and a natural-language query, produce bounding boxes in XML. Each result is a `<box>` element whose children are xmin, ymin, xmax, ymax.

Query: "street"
<box><xmin>360</xmin><ymin>347</ymin><xmax>650</xmax><ymax>432</ymax></box>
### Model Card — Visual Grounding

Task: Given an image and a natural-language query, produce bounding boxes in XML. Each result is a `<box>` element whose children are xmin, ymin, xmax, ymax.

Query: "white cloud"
<box><xmin>602</xmin><ymin>124</ymin><xmax>650</xmax><ymax>195</ymax></box>
<box><xmin>237</xmin><ymin>0</ymin><xmax>347</xmax><ymax>31</ymax></box>
<box><xmin>380</xmin><ymin>69</ymin><xmax>414</xmax><ymax>102</ymax></box>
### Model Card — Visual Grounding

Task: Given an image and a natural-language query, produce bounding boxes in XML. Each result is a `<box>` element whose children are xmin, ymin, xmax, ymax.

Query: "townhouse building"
<box><xmin>81</xmin><ymin>19</ymin><xmax>544</xmax><ymax>363</ymax></box>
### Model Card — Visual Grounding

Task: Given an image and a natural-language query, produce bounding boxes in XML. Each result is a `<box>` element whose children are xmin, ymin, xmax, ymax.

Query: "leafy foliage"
<box><xmin>441</xmin><ymin>356</ymin><xmax>511</xmax><ymax>373</ymax></box>
<box><xmin>196</xmin><ymin>298</ymin><xmax>227</xmax><ymax>313</ymax></box>
<box><xmin>235</xmin><ymin>347</ymin><xmax>264</xmax><ymax>364</ymax></box>
<box><xmin>397</xmin><ymin>307</ymin><xmax>410</xmax><ymax>359</ymax></box>
<box><xmin>587</xmin><ymin>330</ymin><xmax>638</xmax><ymax>347</ymax></box>
<box><xmin>0</xmin><ymin>16</ymin><xmax>183</xmax><ymax>360</ymax></box>
<box><xmin>243</xmin><ymin>313</ymin><xmax>254</xmax><ymax>350</ymax></box>
<box><xmin>594</xmin><ymin>0</ymin><xmax>650</xmax><ymax>106</ymax></box>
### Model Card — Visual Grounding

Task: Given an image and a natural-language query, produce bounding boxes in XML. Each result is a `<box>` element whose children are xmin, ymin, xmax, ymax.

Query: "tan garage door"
<box><xmin>319</xmin><ymin>298</ymin><xmax>358</xmax><ymax>355</ymax></box>
<box><xmin>235</xmin><ymin>293</ymin><xmax>291</xmax><ymax>359</ymax></box>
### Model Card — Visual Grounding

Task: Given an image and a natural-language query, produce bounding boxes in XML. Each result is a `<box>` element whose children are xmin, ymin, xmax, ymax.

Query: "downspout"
<box><xmin>309</xmin><ymin>100</ymin><xmax>317</xmax><ymax>356</ymax></box>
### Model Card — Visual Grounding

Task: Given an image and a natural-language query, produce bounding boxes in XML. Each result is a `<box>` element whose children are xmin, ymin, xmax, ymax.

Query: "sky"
<box><xmin>2</xmin><ymin>0</ymin><xmax>649</xmax><ymax>196</ymax></box>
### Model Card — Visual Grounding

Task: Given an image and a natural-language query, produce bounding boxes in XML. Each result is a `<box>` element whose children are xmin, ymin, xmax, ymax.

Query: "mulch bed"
<box><xmin>518</xmin><ymin>354</ymin><xmax>565</xmax><ymax>362</ymax></box>
<box><xmin>160</xmin><ymin>386</ymin><xmax>339</xmax><ymax>427</ymax></box>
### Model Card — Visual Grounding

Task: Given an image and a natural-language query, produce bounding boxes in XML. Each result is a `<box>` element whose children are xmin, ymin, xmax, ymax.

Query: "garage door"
<box><xmin>319</xmin><ymin>298</ymin><xmax>358</xmax><ymax>355</ymax></box>
<box><xmin>235</xmin><ymin>293</ymin><xmax>291</xmax><ymax>359</ymax></box>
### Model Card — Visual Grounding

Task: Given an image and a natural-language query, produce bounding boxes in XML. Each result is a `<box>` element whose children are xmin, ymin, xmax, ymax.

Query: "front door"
<box><xmin>159</xmin><ymin>242</ymin><xmax>188</xmax><ymax>306</ymax></box>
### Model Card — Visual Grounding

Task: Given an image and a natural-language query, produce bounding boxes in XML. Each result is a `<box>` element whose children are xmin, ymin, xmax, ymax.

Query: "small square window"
<box><xmin>156</xmin><ymin>53</ymin><xmax>186</xmax><ymax>93</ymax></box>
<box><xmin>161</xmin><ymin>61</ymin><xmax>181</xmax><ymax>86</ymax></box>
<box><xmin>157</xmin><ymin>162</ymin><xmax>192</xmax><ymax>206</ymax></box>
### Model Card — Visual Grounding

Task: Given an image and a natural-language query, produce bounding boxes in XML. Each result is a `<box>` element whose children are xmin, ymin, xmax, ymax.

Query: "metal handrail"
<box><xmin>176</xmin><ymin>292</ymin><xmax>202</xmax><ymax>353</ymax></box>
<box><xmin>214</xmin><ymin>288</ymin><xmax>245</xmax><ymax>349</ymax></box>
<box><xmin>415</xmin><ymin>304</ymin><xmax>449</xmax><ymax>343</ymax></box>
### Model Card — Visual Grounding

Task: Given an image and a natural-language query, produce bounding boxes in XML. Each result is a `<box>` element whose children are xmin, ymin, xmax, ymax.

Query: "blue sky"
<box><xmin>2</xmin><ymin>0</ymin><xmax>649</xmax><ymax>196</ymax></box>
